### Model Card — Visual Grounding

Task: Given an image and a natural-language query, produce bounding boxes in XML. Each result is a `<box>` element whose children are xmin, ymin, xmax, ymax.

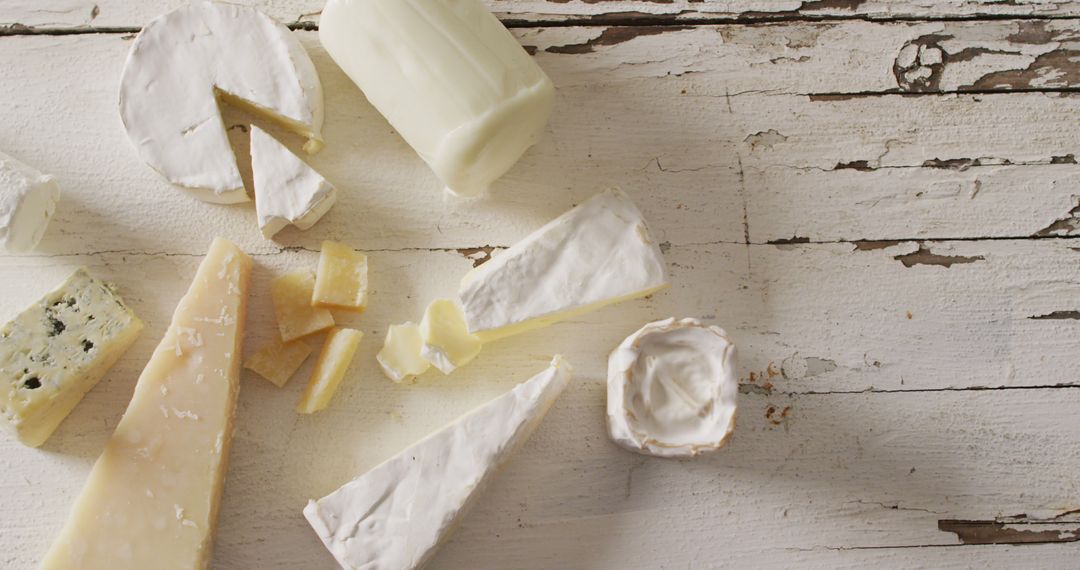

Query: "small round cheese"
<box><xmin>119</xmin><ymin>1</ymin><xmax>324</xmax><ymax>204</ymax></box>
<box><xmin>607</xmin><ymin>318</ymin><xmax>737</xmax><ymax>458</ymax></box>
<box><xmin>0</xmin><ymin>151</ymin><xmax>60</xmax><ymax>253</ymax></box>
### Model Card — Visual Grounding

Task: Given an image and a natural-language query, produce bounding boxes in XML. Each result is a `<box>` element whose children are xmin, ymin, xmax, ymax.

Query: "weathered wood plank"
<box><xmin>1</xmin><ymin>246</ymin><xmax>1076</xmax><ymax>567</ymax></box>
<box><xmin>5</xmin><ymin>0</ymin><xmax>1080</xmax><ymax>31</ymax></box>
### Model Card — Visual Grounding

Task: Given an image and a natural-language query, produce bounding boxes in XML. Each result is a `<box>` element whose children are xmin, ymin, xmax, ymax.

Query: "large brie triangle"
<box><xmin>250</xmin><ymin>125</ymin><xmax>337</xmax><ymax>238</ymax></box>
<box><xmin>304</xmin><ymin>356</ymin><xmax>572</xmax><ymax>569</ymax></box>
<box><xmin>119</xmin><ymin>1</ymin><xmax>324</xmax><ymax>204</ymax></box>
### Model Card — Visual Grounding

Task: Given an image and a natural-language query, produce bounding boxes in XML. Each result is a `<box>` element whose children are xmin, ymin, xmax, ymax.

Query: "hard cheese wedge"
<box><xmin>419</xmin><ymin>299</ymin><xmax>481</xmax><ymax>375</ymax></box>
<box><xmin>270</xmin><ymin>270</ymin><xmax>334</xmax><ymax>343</ymax></box>
<box><xmin>304</xmin><ymin>356</ymin><xmax>571</xmax><ymax>569</ymax></box>
<box><xmin>459</xmin><ymin>189</ymin><xmax>669</xmax><ymax>342</ymax></box>
<box><xmin>244</xmin><ymin>336</ymin><xmax>312</xmax><ymax>387</ymax></box>
<box><xmin>40</xmin><ymin>237</ymin><xmax>251</xmax><ymax>570</ymax></box>
<box><xmin>251</xmin><ymin>126</ymin><xmax>337</xmax><ymax>239</ymax></box>
<box><xmin>0</xmin><ymin>268</ymin><xmax>142</xmax><ymax>447</ymax></box>
<box><xmin>376</xmin><ymin>322</ymin><xmax>429</xmax><ymax>383</ymax></box>
<box><xmin>296</xmin><ymin>327</ymin><xmax>363</xmax><ymax>414</ymax></box>
<box><xmin>312</xmin><ymin>241</ymin><xmax>368</xmax><ymax>311</ymax></box>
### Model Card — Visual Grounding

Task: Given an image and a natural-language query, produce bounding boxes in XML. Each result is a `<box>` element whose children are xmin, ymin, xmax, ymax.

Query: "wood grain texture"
<box><xmin>1</xmin><ymin>6</ymin><xmax>1079</xmax><ymax>570</ymax></box>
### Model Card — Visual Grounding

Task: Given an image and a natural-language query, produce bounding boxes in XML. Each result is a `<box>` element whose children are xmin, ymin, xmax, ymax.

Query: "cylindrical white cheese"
<box><xmin>319</xmin><ymin>0</ymin><xmax>555</xmax><ymax>197</ymax></box>
<box><xmin>0</xmin><ymin>151</ymin><xmax>60</xmax><ymax>253</ymax></box>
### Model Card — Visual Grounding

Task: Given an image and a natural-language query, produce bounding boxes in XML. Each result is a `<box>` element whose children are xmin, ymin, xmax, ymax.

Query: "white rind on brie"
<box><xmin>0</xmin><ymin>151</ymin><xmax>60</xmax><ymax>253</ymax></box>
<box><xmin>319</xmin><ymin>0</ymin><xmax>554</xmax><ymax>197</ymax></box>
<box><xmin>607</xmin><ymin>318</ymin><xmax>737</xmax><ymax>458</ymax></box>
<box><xmin>119</xmin><ymin>1</ymin><xmax>324</xmax><ymax>204</ymax></box>
<box><xmin>304</xmin><ymin>356</ymin><xmax>572</xmax><ymax>570</ymax></box>
<box><xmin>250</xmin><ymin>125</ymin><xmax>337</xmax><ymax>239</ymax></box>
<box><xmin>459</xmin><ymin>189</ymin><xmax>669</xmax><ymax>342</ymax></box>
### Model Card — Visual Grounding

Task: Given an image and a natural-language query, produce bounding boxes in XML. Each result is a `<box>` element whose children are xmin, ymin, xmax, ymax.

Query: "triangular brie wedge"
<box><xmin>459</xmin><ymin>189</ymin><xmax>669</xmax><ymax>342</ymax></box>
<box><xmin>304</xmin><ymin>356</ymin><xmax>572</xmax><ymax>569</ymax></box>
<box><xmin>119</xmin><ymin>1</ymin><xmax>324</xmax><ymax>204</ymax></box>
<box><xmin>251</xmin><ymin>125</ymin><xmax>338</xmax><ymax>238</ymax></box>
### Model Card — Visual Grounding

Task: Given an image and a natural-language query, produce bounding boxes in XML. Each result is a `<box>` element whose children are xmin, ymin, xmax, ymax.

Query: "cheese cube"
<box><xmin>244</xmin><ymin>337</ymin><xmax>313</xmax><ymax>387</ymax></box>
<box><xmin>0</xmin><ymin>268</ymin><xmax>142</xmax><ymax>447</ymax></box>
<box><xmin>376</xmin><ymin>322</ymin><xmax>429</xmax><ymax>383</ymax></box>
<box><xmin>420</xmin><ymin>299</ymin><xmax>481</xmax><ymax>375</ymax></box>
<box><xmin>313</xmin><ymin>240</ymin><xmax>368</xmax><ymax>311</ymax></box>
<box><xmin>297</xmin><ymin>327</ymin><xmax>363</xmax><ymax>414</ymax></box>
<box><xmin>271</xmin><ymin>270</ymin><xmax>335</xmax><ymax>342</ymax></box>
<box><xmin>40</xmin><ymin>237</ymin><xmax>251</xmax><ymax>569</ymax></box>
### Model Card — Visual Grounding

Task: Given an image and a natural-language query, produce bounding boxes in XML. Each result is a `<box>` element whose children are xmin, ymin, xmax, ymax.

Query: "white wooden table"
<box><xmin>3</xmin><ymin>1</ymin><xmax>1080</xmax><ymax>568</ymax></box>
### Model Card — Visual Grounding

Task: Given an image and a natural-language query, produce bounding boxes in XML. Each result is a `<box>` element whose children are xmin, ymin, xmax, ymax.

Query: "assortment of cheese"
<box><xmin>0</xmin><ymin>0</ymin><xmax>741</xmax><ymax>568</ymax></box>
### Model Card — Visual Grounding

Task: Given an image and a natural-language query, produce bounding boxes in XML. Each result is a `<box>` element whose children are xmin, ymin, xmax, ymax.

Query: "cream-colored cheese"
<box><xmin>0</xmin><ymin>150</ymin><xmax>60</xmax><ymax>253</ymax></box>
<box><xmin>607</xmin><ymin>318</ymin><xmax>737</xmax><ymax>458</ymax></box>
<box><xmin>119</xmin><ymin>2</ymin><xmax>323</xmax><ymax>204</ymax></box>
<box><xmin>251</xmin><ymin>126</ymin><xmax>337</xmax><ymax>238</ymax></box>
<box><xmin>459</xmin><ymin>189</ymin><xmax>669</xmax><ymax>342</ymax></box>
<box><xmin>270</xmin><ymin>270</ymin><xmax>335</xmax><ymax>343</ymax></box>
<box><xmin>304</xmin><ymin>356</ymin><xmax>571</xmax><ymax>569</ymax></box>
<box><xmin>0</xmin><ymin>269</ymin><xmax>141</xmax><ymax>447</ymax></box>
<box><xmin>319</xmin><ymin>0</ymin><xmax>554</xmax><ymax>197</ymax></box>
<box><xmin>312</xmin><ymin>241</ymin><xmax>367</xmax><ymax>311</ymax></box>
<box><xmin>296</xmin><ymin>328</ymin><xmax>363</xmax><ymax>414</ymax></box>
<box><xmin>243</xmin><ymin>336</ymin><xmax>312</xmax><ymax>388</ymax></box>
<box><xmin>376</xmin><ymin>322</ymin><xmax>430</xmax><ymax>383</ymax></box>
<box><xmin>40</xmin><ymin>237</ymin><xmax>252</xmax><ymax>569</ymax></box>
<box><xmin>419</xmin><ymin>299</ymin><xmax>482</xmax><ymax>374</ymax></box>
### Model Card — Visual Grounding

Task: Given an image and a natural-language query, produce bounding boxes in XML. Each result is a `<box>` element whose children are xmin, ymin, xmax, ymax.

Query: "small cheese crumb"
<box><xmin>159</xmin><ymin>405</ymin><xmax>169</xmax><ymax>418</ymax></box>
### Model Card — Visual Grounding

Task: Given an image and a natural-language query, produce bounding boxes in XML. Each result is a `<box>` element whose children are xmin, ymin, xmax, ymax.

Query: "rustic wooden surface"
<box><xmin>2</xmin><ymin>1</ymin><xmax>1080</xmax><ymax>568</ymax></box>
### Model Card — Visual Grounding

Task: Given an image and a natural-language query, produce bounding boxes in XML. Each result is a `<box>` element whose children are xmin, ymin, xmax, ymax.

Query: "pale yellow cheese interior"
<box><xmin>297</xmin><ymin>327</ymin><xmax>363</xmax><ymax>414</ymax></box>
<box><xmin>419</xmin><ymin>300</ymin><xmax>482</xmax><ymax>374</ymax></box>
<box><xmin>270</xmin><ymin>270</ymin><xmax>334</xmax><ymax>342</ymax></box>
<box><xmin>40</xmin><ymin>237</ymin><xmax>252</xmax><ymax>569</ymax></box>
<box><xmin>376</xmin><ymin>322</ymin><xmax>430</xmax><ymax>383</ymax></box>
<box><xmin>243</xmin><ymin>337</ymin><xmax>312</xmax><ymax>387</ymax></box>
<box><xmin>312</xmin><ymin>241</ymin><xmax>368</xmax><ymax>311</ymax></box>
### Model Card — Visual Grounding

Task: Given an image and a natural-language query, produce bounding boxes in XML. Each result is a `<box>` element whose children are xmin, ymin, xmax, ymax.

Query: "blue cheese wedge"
<box><xmin>305</xmin><ymin>356</ymin><xmax>571</xmax><ymax>569</ymax></box>
<box><xmin>0</xmin><ymin>268</ymin><xmax>142</xmax><ymax>447</ymax></box>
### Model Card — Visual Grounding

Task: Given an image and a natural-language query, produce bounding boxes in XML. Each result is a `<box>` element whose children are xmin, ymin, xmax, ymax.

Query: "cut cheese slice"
<box><xmin>304</xmin><ymin>356</ymin><xmax>571</xmax><ymax>569</ymax></box>
<box><xmin>312</xmin><ymin>241</ymin><xmax>368</xmax><ymax>311</ymax></box>
<box><xmin>119</xmin><ymin>1</ymin><xmax>324</xmax><ymax>204</ymax></box>
<box><xmin>419</xmin><ymin>299</ymin><xmax>481</xmax><ymax>375</ymax></box>
<box><xmin>0</xmin><ymin>150</ymin><xmax>61</xmax><ymax>253</ymax></box>
<box><xmin>459</xmin><ymin>189</ymin><xmax>669</xmax><ymax>342</ymax></box>
<box><xmin>320</xmin><ymin>0</ymin><xmax>554</xmax><ymax>197</ymax></box>
<box><xmin>251</xmin><ymin>126</ymin><xmax>338</xmax><ymax>239</ymax></box>
<box><xmin>0</xmin><ymin>268</ymin><xmax>142</xmax><ymax>447</ymax></box>
<box><xmin>296</xmin><ymin>327</ymin><xmax>363</xmax><ymax>414</ymax></box>
<box><xmin>270</xmin><ymin>270</ymin><xmax>335</xmax><ymax>343</ymax></box>
<box><xmin>376</xmin><ymin>322</ymin><xmax>429</xmax><ymax>383</ymax></box>
<box><xmin>244</xmin><ymin>336</ymin><xmax>312</xmax><ymax>387</ymax></box>
<box><xmin>40</xmin><ymin>237</ymin><xmax>251</xmax><ymax>569</ymax></box>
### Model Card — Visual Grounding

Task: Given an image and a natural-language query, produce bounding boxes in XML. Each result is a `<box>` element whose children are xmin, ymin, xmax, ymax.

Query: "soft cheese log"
<box><xmin>319</xmin><ymin>0</ymin><xmax>555</xmax><ymax>197</ymax></box>
<box><xmin>251</xmin><ymin>126</ymin><xmax>337</xmax><ymax>239</ymax></box>
<box><xmin>40</xmin><ymin>238</ymin><xmax>251</xmax><ymax>570</ymax></box>
<box><xmin>120</xmin><ymin>1</ymin><xmax>324</xmax><ymax>204</ymax></box>
<box><xmin>459</xmin><ymin>189</ymin><xmax>669</xmax><ymax>342</ymax></box>
<box><xmin>305</xmin><ymin>356</ymin><xmax>571</xmax><ymax>569</ymax></box>
<box><xmin>0</xmin><ymin>269</ymin><xmax>141</xmax><ymax>447</ymax></box>
<box><xmin>0</xmin><ymin>150</ymin><xmax>60</xmax><ymax>253</ymax></box>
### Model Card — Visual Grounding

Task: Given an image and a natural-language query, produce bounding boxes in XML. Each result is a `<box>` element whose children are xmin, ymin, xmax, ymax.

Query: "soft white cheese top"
<box><xmin>607</xmin><ymin>318</ymin><xmax>738</xmax><ymax>458</ymax></box>
<box><xmin>304</xmin><ymin>356</ymin><xmax>571</xmax><ymax>570</ymax></box>
<box><xmin>119</xmin><ymin>1</ymin><xmax>323</xmax><ymax>204</ymax></box>
<box><xmin>459</xmin><ymin>189</ymin><xmax>669</xmax><ymax>341</ymax></box>
<box><xmin>0</xmin><ymin>151</ymin><xmax>60</xmax><ymax>253</ymax></box>
<box><xmin>319</xmin><ymin>0</ymin><xmax>554</xmax><ymax>197</ymax></box>
<box><xmin>250</xmin><ymin>125</ymin><xmax>337</xmax><ymax>239</ymax></box>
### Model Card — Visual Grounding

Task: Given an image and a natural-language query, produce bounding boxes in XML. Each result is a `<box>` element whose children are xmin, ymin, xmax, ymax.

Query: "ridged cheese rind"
<box><xmin>304</xmin><ymin>356</ymin><xmax>572</xmax><ymax>569</ymax></box>
<box><xmin>0</xmin><ymin>268</ymin><xmax>141</xmax><ymax>447</ymax></box>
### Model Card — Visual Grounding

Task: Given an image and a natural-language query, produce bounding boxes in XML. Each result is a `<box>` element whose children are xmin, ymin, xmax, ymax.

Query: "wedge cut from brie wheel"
<box><xmin>40</xmin><ymin>238</ymin><xmax>251</xmax><ymax>569</ymax></box>
<box><xmin>119</xmin><ymin>1</ymin><xmax>324</xmax><ymax>204</ymax></box>
<box><xmin>459</xmin><ymin>189</ymin><xmax>669</xmax><ymax>342</ymax></box>
<box><xmin>0</xmin><ymin>150</ymin><xmax>60</xmax><ymax>253</ymax></box>
<box><xmin>319</xmin><ymin>0</ymin><xmax>554</xmax><ymax>197</ymax></box>
<box><xmin>251</xmin><ymin>126</ymin><xmax>337</xmax><ymax>238</ymax></box>
<box><xmin>607</xmin><ymin>318</ymin><xmax>737</xmax><ymax>458</ymax></box>
<box><xmin>305</xmin><ymin>356</ymin><xmax>571</xmax><ymax>570</ymax></box>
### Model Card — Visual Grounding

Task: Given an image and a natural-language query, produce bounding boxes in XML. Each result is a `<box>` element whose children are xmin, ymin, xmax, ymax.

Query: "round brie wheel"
<box><xmin>607</xmin><ymin>318</ymin><xmax>737</xmax><ymax>458</ymax></box>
